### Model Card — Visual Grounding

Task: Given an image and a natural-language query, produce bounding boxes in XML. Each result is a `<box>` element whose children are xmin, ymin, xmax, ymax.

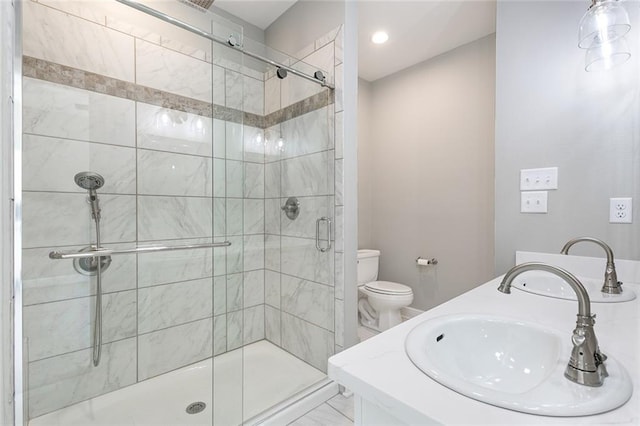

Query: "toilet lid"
<box><xmin>365</xmin><ymin>281</ymin><xmax>413</xmax><ymax>295</ymax></box>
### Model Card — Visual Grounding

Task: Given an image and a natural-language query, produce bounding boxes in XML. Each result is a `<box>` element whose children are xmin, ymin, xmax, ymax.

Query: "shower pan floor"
<box><xmin>30</xmin><ymin>340</ymin><xmax>326</xmax><ymax>425</ymax></box>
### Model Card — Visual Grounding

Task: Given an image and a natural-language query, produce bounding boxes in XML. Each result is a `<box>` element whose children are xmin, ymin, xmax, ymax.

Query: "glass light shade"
<box><xmin>578</xmin><ymin>0</ymin><xmax>631</xmax><ymax>49</ymax></box>
<box><xmin>585</xmin><ymin>36</ymin><xmax>631</xmax><ymax>71</ymax></box>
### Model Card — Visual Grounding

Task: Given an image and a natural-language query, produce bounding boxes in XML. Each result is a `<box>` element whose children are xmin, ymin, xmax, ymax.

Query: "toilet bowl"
<box><xmin>357</xmin><ymin>250</ymin><xmax>414</xmax><ymax>332</ymax></box>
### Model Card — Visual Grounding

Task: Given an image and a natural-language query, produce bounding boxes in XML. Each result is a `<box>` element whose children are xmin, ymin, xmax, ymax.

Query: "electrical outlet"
<box><xmin>609</xmin><ymin>197</ymin><xmax>632</xmax><ymax>223</ymax></box>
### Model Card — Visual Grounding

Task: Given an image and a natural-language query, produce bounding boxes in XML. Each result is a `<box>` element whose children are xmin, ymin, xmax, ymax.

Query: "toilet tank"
<box><xmin>357</xmin><ymin>249</ymin><xmax>381</xmax><ymax>285</ymax></box>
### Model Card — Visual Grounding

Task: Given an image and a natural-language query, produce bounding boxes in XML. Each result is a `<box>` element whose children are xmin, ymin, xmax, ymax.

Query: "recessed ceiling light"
<box><xmin>371</xmin><ymin>31</ymin><xmax>389</xmax><ymax>44</ymax></box>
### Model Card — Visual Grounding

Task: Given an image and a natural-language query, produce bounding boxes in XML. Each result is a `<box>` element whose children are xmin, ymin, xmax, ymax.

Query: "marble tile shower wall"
<box><xmin>21</xmin><ymin>0</ymin><xmax>267</xmax><ymax>418</ymax></box>
<box><xmin>263</xmin><ymin>27</ymin><xmax>345</xmax><ymax>373</ymax></box>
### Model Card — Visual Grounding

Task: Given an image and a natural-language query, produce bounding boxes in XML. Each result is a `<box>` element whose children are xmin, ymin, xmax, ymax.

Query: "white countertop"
<box><xmin>328</xmin><ymin>253</ymin><xmax>640</xmax><ymax>425</ymax></box>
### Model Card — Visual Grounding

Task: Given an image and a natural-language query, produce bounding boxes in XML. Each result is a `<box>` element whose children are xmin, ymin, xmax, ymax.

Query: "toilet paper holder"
<box><xmin>416</xmin><ymin>257</ymin><xmax>438</xmax><ymax>266</ymax></box>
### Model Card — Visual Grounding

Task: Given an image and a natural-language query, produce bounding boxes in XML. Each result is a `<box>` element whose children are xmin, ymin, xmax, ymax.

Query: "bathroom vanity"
<box><xmin>328</xmin><ymin>252</ymin><xmax>640</xmax><ymax>424</ymax></box>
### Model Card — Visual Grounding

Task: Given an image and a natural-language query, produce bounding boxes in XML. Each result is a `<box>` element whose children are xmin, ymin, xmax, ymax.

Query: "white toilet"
<box><xmin>358</xmin><ymin>249</ymin><xmax>414</xmax><ymax>332</ymax></box>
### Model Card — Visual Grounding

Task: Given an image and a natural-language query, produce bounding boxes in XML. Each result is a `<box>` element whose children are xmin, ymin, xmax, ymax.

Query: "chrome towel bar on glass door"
<box><xmin>49</xmin><ymin>241</ymin><xmax>231</xmax><ymax>260</ymax></box>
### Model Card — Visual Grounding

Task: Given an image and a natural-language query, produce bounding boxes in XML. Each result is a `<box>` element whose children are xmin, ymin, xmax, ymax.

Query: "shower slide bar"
<box><xmin>115</xmin><ymin>0</ymin><xmax>335</xmax><ymax>90</ymax></box>
<box><xmin>48</xmin><ymin>241</ymin><xmax>231</xmax><ymax>260</ymax></box>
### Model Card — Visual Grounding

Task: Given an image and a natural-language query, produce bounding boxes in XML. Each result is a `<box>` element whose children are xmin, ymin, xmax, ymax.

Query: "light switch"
<box><xmin>521</xmin><ymin>191</ymin><xmax>548</xmax><ymax>213</ymax></box>
<box><xmin>520</xmin><ymin>167</ymin><xmax>558</xmax><ymax>191</ymax></box>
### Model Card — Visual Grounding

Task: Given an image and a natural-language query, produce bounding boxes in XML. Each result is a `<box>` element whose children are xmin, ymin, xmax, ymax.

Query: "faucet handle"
<box><xmin>571</xmin><ymin>332</ymin><xmax>585</xmax><ymax>347</ymax></box>
<box><xmin>595</xmin><ymin>350</ymin><xmax>608</xmax><ymax>364</ymax></box>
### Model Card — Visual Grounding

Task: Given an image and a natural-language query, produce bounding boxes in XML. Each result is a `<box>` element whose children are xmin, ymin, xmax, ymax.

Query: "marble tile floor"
<box><xmin>30</xmin><ymin>340</ymin><xmax>326</xmax><ymax>426</ymax></box>
<box><xmin>282</xmin><ymin>326</ymin><xmax>381</xmax><ymax>425</ymax></box>
<box><xmin>357</xmin><ymin>325</ymin><xmax>379</xmax><ymax>342</ymax></box>
<box><xmin>288</xmin><ymin>393</ymin><xmax>354</xmax><ymax>426</ymax></box>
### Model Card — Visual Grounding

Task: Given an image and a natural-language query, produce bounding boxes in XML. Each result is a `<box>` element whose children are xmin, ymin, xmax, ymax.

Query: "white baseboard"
<box><xmin>255</xmin><ymin>379</ymin><xmax>338</xmax><ymax>425</ymax></box>
<box><xmin>401</xmin><ymin>306</ymin><xmax>424</xmax><ymax>321</ymax></box>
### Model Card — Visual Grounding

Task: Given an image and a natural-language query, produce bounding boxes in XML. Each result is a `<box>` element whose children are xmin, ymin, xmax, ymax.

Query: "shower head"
<box><xmin>74</xmin><ymin>172</ymin><xmax>104</xmax><ymax>221</ymax></box>
<box><xmin>74</xmin><ymin>172</ymin><xmax>105</xmax><ymax>191</ymax></box>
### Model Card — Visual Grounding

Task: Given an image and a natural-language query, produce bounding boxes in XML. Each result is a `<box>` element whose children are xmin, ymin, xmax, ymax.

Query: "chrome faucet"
<box><xmin>498</xmin><ymin>262</ymin><xmax>607</xmax><ymax>387</ymax></box>
<box><xmin>561</xmin><ymin>237</ymin><xmax>622</xmax><ymax>295</ymax></box>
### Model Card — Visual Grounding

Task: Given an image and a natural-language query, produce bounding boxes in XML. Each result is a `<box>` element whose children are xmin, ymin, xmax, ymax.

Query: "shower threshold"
<box><xmin>29</xmin><ymin>340</ymin><xmax>327</xmax><ymax>425</ymax></box>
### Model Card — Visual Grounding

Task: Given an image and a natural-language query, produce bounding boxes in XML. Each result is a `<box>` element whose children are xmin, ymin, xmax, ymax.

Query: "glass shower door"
<box><xmin>273</xmin><ymin>84</ymin><xmax>335</xmax><ymax>374</ymax></box>
<box><xmin>19</xmin><ymin>1</ymin><xmax>338</xmax><ymax>424</ymax></box>
<box><xmin>210</xmin><ymin>12</ymin><xmax>246</xmax><ymax>426</ymax></box>
<box><xmin>248</xmin><ymin>55</ymin><xmax>336</xmax><ymax>421</ymax></box>
<box><xmin>20</xmin><ymin>1</ymin><xmax>240</xmax><ymax>424</ymax></box>
<box><xmin>21</xmin><ymin>66</ymin><xmax>141</xmax><ymax>423</ymax></box>
<box><xmin>209</xmin><ymin>22</ymin><xmax>338</xmax><ymax>422</ymax></box>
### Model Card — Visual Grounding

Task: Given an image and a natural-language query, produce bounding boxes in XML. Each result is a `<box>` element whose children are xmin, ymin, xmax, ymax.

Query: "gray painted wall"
<box><xmin>362</xmin><ymin>35</ymin><xmax>496</xmax><ymax>311</ymax></box>
<box><xmin>265</xmin><ymin>1</ymin><xmax>344</xmax><ymax>57</ymax></box>
<box><xmin>358</xmin><ymin>78</ymin><xmax>373</xmax><ymax>249</ymax></box>
<box><xmin>495</xmin><ymin>1</ymin><xmax>640</xmax><ymax>274</ymax></box>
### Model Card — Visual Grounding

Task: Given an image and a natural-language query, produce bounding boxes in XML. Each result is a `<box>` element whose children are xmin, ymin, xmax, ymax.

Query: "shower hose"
<box><xmin>93</xmin><ymin>218</ymin><xmax>103</xmax><ymax>367</ymax></box>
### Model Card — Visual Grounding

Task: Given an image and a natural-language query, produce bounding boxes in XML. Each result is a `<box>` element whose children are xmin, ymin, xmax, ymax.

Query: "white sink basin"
<box><xmin>511</xmin><ymin>271</ymin><xmax>636</xmax><ymax>303</ymax></box>
<box><xmin>405</xmin><ymin>314</ymin><xmax>633</xmax><ymax>416</ymax></box>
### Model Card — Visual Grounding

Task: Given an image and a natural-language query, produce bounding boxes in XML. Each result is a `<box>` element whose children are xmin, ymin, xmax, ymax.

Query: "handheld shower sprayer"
<box><xmin>74</xmin><ymin>172</ymin><xmax>104</xmax><ymax>221</ymax></box>
<box><xmin>74</xmin><ymin>171</ymin><xmax>107</xmax><ymax>367</ymax></box>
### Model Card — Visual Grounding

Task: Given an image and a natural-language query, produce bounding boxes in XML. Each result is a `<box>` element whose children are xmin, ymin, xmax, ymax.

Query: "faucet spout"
<box><xmin>499</xmin><ymin>262</ymin><xmax>607</xmax><ymax>387</ymax></box>
<box><xmin>500</xmin><ymin>262</ymin><xmax>590</xmax><ymax>316</ymax></box>
<box><xmin>561</xmin><ymin>237</ymin><xmax>622</xmax><ymax>295</ymax></box>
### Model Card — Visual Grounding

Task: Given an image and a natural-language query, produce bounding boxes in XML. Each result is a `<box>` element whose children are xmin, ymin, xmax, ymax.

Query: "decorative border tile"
<box><xmin>23</xmin><ymin>56</ymin><xmax>331</xmax><ymax>128</ymax></box>
<box><xmin>263</xmin><ymin>90</ymin><xmax>335</xmax><ymax>129</ymax></box>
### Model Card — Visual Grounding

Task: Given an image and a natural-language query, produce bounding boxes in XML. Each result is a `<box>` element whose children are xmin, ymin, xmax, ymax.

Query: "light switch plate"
<box><xmin>521</xmin><ymin>191</ymin><xmax>548</xmax><ymax>213</ymax></box>
<box><xmin>520</xmin><ymin>167</ymin><xmax>558</xmax><ymax>191</ymax></box>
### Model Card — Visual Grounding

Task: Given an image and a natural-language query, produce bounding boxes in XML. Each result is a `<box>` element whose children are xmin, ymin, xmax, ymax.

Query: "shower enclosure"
<box><xmin>15</xmin><ymin>0</ymin><xmax>346</xmax><ymax>423</ymax></box>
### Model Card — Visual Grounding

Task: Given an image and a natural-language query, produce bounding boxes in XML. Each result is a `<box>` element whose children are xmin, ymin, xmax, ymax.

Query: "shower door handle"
<box><xmin>315</xmin><ymin>217</ymin><xmax>332</xmax><ymax>252</ymax></box>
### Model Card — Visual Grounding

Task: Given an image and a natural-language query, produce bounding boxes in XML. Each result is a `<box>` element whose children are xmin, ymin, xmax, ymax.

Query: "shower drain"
<box><xmin>186</xmin><ymin>401</ymin><xmax>206</xmax><ymax>414</ymax></box>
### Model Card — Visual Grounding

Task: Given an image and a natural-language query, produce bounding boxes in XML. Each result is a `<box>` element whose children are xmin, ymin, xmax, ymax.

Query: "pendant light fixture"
<box><xmin>578</xmin><ymin>0</ymin><xmax>631</xmax><ymax>71</ymax></box>
<box><xmin>585</xmin><ymin>36</ymin><xmax>631</xmax><ymax>71</ymax></box>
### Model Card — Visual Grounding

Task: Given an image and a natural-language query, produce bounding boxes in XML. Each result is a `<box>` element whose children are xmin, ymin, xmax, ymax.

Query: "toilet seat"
<box><xmin>364</xmin><ymin>281</ymin><xmax>413</xmax><ymax>296</ymax></box>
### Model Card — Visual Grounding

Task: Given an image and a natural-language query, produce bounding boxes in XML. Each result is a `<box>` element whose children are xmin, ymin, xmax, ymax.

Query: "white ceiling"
<box><xmin>359</xmin><ymin>1</ymin><xmax>496</xmax><ymax>81</ymax></box>
<box><xmin>213</xmin><ymin>0</ymin><xmax>497</xmax><ymax>82</ymax></box>
<box><xmin>213</xmin><ymin>0</ymin><xmax>298</xmax><ymax>30</ymax></box>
